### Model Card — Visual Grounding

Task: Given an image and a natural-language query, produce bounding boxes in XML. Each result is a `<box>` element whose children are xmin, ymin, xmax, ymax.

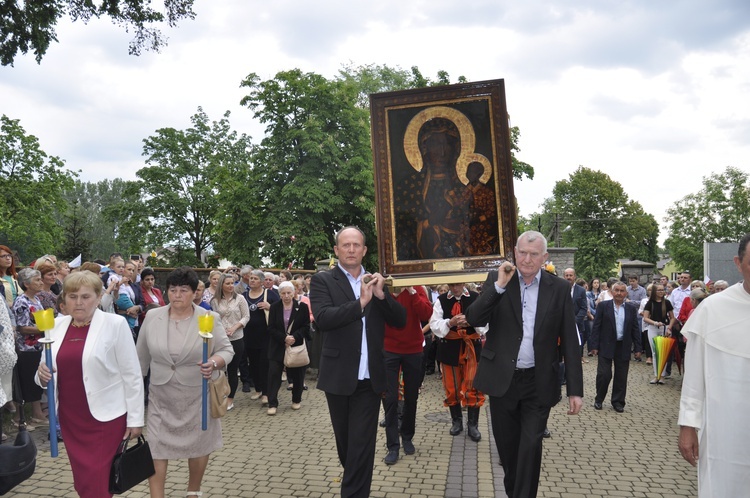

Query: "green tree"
<box><xmin>118</xmin><ymin>107</ymin><xmax>253</xmax><ymax>266</ymax></box>
<box><xmin>229</xmin><ymin>69</ymin><xmax>375</xmax><ymax>269</ymax></box>
<box><xmin>58</xmin><ymin>178</ymin><xmax>148</xmax><ymax>261</ymax></box>
<box><xmin>58</xmin><ymin>198</ymin><xmax>93</xmax><ymax>262</ymax></box>
<box><xmin>546</xmin><ymin>166</ymin><xmax>658</xmax><ymax>280</ymax></box>
<box><xmin>0</xmin><ymin>115</ymin><xmax>77</xmax><ymax>261</ymax></box>
<box><xmin>1</xmin><ymin>0</ymin><xmax>196</xmax><ymax>66</ymax></box>
<box><xmin>665</xmin><ymin>166</ymin><xmax>750</xmax><ymax>277</ymax></box>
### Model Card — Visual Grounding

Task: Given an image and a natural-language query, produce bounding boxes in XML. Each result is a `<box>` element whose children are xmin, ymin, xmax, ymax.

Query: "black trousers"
<box><xmin>226</xmin><ymin>338</ymin><xmax>245</xmax><ymax>399</ymax></box>
<box><xmin>239</xmin><ymin>333</ymin><xmax>252</xmax><ymax>384</ymax></box>
<box><xmin>383</xmin><ymin>351</ymin><xmax>424</xmax><ymax>450</ymax></box>
<box><xmin>595</xmin><ymin>341</ymin><xmax>630</xmax><ymax>408</ymax></box>
<box><xmin>245</xmin><ymin>347</ymin><xmax>268</xmax><ymax>394</ymax></box>
<box><xmin>267</xmin><ymin>359</ymin><xmax>306</xmax><ymax>408</ymax></box>
<box><xmin>325</xmin><ymin>380</ymin><xmax>380</xmax><ymax>498</ymax></box>
<box><xmin>489</xmin><ymin>368</ymin><xmax>551</xmax><ymax>498</ymax></box>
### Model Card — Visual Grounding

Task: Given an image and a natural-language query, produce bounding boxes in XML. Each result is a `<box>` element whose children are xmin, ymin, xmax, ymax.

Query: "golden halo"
<box><xmin>403</xmin><ymin>106</ymin><xmax>492</xmax><ymax>185</ymax></box>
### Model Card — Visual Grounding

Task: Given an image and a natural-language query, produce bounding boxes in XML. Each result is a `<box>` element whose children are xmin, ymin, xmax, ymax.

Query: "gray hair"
<box><xmin>251</xmin><ymin>270</ymin><xmax>265</xmax><ymax>280</ymax></box>
<box><xmin>713</xmin><ymin>280</ymin><xmax>729</xmax><ymax>290</ymax></box>
<box><xmin>278</xmin><ymin>281</ymin><xmax>294</xmax><ymax>292</ymax></box>
<box><xmin>516</xmin><ymin>230</ymin><xmax>548</xmax><ymax>254</ymax></box>
<box><xmin>240</xmin><ymin>265</ymin><xmax>254</xmax><ymax>276</ymax></box>
<box><xmin>611</xmin><ymin>280</ymin><xmax>627</xmax><ymax>291</ymax></box>
<box><xmin>17</xmin><ymin>267</ymin><xmax>41</xmax><ymax>290</ymax></box>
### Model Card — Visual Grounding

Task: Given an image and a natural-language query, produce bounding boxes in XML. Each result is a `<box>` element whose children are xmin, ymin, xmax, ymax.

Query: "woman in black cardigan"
<box><xmin>266</xmin><ymin>281</ymin><xmax>310</xmax><ymax>415</ymax></box>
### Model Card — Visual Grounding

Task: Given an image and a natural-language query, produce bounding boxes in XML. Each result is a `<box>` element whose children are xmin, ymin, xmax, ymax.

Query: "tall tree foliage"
<box><xmin>545</xmin><ymin>166</ymin><xmax>658</xmax><ymax>280</ymax></box>
<box><xmin>665</xmin><ymin>166</ymin><xmax>750</xmax><ymax>277</ymax></box>
<box><xmin>228</xmin><ymin>69</ymin><xmax>375</xmax><ymax>269</ymax></box>
<box><xmin>58</xmin><ymin>178</ymin><xmax>146</xmax><ymax>261</ymax></box>
<box><xmin>0</xmin><ymin>115</ymin><xmax>77</xmax><ymax>261</ymax></box>
<box><xmin>1</xmin><ymin>0</ymin><xmax>196</xmax><ymax>66</ymax></box>
<box><xmin>119</xmin><ymin>108</ymin><xmax>253</xmax><ymax>266</ymax></box>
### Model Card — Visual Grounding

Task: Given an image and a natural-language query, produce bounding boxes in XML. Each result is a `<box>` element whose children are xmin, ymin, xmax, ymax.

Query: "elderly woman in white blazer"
<box><xmin>36</xmin><ymin>270</ymin><xmax>144</xmax><ymax>498</ymax></box>
<box><xmin>136</xmin><ymin>267</ymin><xmax>233</xmax><ymax>498</ymax></box>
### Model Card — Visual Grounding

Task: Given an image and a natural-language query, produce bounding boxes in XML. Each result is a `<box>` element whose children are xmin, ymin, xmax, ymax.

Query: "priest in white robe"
<box><xmin>678</xmin><ymin>233</ymin><xmax>750</xmax><ymax>498</ymax></box>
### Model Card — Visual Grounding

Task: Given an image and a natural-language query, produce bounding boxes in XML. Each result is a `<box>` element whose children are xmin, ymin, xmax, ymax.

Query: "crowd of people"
<box><xmin>0</xmin><ymin>233</ymin><xmax>745</xmax><ymax>498</ymax></box>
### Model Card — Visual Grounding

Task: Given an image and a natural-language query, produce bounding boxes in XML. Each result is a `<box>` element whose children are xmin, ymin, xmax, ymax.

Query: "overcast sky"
<box><xmin>2</xmin><ymin>0</ymin><xmax>749</xmax><ymax>246</ymax></box>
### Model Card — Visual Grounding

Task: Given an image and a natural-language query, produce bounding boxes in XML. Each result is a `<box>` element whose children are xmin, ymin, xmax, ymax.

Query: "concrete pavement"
<box><xmin>6</xmin><ymin>357</ymin><xmax>697</xmax><ymax>497</ymax></box>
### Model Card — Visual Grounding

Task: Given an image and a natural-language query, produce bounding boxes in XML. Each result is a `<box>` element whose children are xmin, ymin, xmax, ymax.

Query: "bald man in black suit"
<box><xmin>310</xmin><ymin>227</ymin><xmax>406</xmax><ymax>498</ymax></box>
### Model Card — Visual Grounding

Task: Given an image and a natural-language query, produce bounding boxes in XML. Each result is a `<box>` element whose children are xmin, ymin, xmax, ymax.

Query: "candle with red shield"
<box><xmin>197</xmin><ymin>313</ymin><xmax>214</xmax><ymax>431</ymax></box>
<box><xmin>33</xmin><ymin>308</ymin><xmax>58</xmax><ymax>457</ymax></box>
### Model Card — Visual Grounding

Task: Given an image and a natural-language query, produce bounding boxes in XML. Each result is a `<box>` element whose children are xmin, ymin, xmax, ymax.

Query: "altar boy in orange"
<box><xmin>429</xmin><ymin>283</ymin><xmax>487</xmax><ymax>442</ymax></box>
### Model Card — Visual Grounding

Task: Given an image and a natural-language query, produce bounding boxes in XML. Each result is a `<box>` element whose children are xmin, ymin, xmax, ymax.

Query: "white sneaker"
<box><xmin>267</xmin><ymin>407</ymin><xmax>277</xmax><ymax>415</ymax></box>
<box><xmin>291</xmin><ymin>403</ymin><xmax>301</xmax><ymax>410</ymax></box>
<box><xmin>250</xmin><ymin>392</ymin><xmax>262</xmax><ymax>400</ymax></box>
<box><xmin>261</xmin><ymin>395</ymin><xmax>269</xmax><ymax>406</ymax></box>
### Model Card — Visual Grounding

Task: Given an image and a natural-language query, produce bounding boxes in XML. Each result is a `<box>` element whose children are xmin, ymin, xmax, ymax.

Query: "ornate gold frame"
<box><xmin>369</xmin><ymin>79</ymin><xmax>517</xmax><ymax>281</ymax></box>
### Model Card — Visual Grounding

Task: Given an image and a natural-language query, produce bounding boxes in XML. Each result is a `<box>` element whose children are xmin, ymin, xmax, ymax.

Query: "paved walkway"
<box><xmin>7</xmin><ymin>358</ymin><xmax>697</xmax><ymax>497</ymax></box>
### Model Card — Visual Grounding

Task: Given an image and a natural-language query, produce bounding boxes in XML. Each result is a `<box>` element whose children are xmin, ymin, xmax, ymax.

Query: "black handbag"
<box><xmin>108</xmin><ymin>436</ymin><xmax>155</xmax><ymax>494</ymax></box>
<box><xmin>0</xmin><ymin>396</ymin><xmax>37</xmax><ymax>496</ymax></box>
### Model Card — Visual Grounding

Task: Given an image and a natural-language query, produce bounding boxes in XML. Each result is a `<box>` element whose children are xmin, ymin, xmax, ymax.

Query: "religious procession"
<box><xmin>2</xmin><ymin>2</ymin><xmax>749</xmax><ymax>492</ymax></box>
<box><xmin>1</xmin><ymin>225</ymin><xmax>748</xmax><ymax>497</ymax></box>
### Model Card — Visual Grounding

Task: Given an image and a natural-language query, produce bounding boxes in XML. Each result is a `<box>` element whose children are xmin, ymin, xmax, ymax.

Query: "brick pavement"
<box><xmin>6</xmin><ymin>358</ymin><xmax>697</xmax><ymax>497</ymax></box>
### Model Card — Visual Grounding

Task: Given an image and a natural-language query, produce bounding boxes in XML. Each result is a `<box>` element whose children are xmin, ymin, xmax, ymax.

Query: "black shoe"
<box><xmin>242</xmin><ymin>382</ymin><xmax>251</xmax><ymax>393</ymax></box>
<box><xmin>542</xmin><ymin>428</ymin><xmax>551</xmax><ymax>438</ymax></box>
<box><xmin>449</xmin><ymin>405</ymin><xmax>463</xmax><ymax>436</ymax></box>
<box><xmin>425</xmin><ymin>368</ymin><xmax>435</xmax><ymax>376</ymax></box>
<box><xmin>384</xmin><ymin>449</ymin><xmax>398</xmax><ymax>465</ymax></box>
<box><xmin>593</xmin><ymin>402</ymin><xmax>603</xmax><ymax>410</ymax></box>
<box><xmin>467</xmin><ymin>407</ymin><xmax>482</xmax><ymax>442</ymax></box>
<box><xmin>613</xmin><ymin>405</ymin><xmax>624</xmax><ymax>413</ymax></box>
<box><xmin>402</xmin><ymin>439</ymin><xmax>415</xmax><ymax>455</ymax></box>
<box><xmin>379</xmin><ymin>418</ymin><xmax>386</xmax><ymax>428</ymax></box>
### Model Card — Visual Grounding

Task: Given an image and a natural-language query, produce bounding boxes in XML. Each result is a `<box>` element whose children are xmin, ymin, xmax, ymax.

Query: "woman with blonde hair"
<box><xmin>36</xmin><ymin>270</ymin><xmax>143</xmax><ymax>497</ymax></box>
<box><xmin>210</xmin><ymin>273</ymin><xmax>249</xmax><ymax>410</ymax></box>
<box><xmin>36</xmin><ymin>262</ymin><xmax>60</xmax><ymax>314</ymax></box>
<box><xmin>202</xmin><ymin>270</ymin><xmax>222</xmax><ymax>305</ymax></box>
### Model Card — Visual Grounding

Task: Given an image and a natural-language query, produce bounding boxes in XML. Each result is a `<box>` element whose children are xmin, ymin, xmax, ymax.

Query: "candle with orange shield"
<box><xmin>33</xmin><ymin>308</ymin><xmax>58</xmax><ymax>457</ymax></box>
<box><xmin>198</xmin><ymin>313</ymin><xmax>214</xmax><ymax>431</ymax></box>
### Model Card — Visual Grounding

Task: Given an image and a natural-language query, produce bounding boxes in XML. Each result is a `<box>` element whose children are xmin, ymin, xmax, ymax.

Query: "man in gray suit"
<box><xmin>466</xmin><ymin>231</ymin><xmax>583</xmax><ymax>498</ymax></box>
<box><xmin>310</xmin><ymin>226</ymin><xmax>406</xmax><ymax>498</ymax></box>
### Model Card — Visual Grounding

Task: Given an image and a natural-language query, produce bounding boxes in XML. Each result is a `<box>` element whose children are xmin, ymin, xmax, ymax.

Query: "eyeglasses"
<box><xmin>0</xmin><ymin>254</ymin><xmax>12</xmax><ymax>259</ymax></box>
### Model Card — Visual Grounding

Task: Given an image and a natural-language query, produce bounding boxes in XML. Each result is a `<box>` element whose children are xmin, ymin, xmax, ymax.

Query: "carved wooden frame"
<box><xmin>369</xmin><ymin>79</ymin><xmax>517</xmax><ymax>277</ymax></box>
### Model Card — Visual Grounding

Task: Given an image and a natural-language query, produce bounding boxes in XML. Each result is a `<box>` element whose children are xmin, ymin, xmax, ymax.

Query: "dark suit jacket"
<box><xmin>267</xmin><ymin>299</ymin><xmax>310</xmax><ymax>363</ymax></box>
<box><xmin>310</xmin><ymin>267</ymin><xmax>407</xmax><ymax>396</ymax></box>
<box><xmin>466</xmin><ymin>270</ymin><xmax>583</xmax><ymax>408</ymax></box>
<box><xmin>572</xmin><ymin>284</ymin><xmax>588</xmax><ymax>329</ymax></box>
<box><xmin>589</xmin><ymin>300</ymin><xmax>641</xmax><ymax>361</ymax></box>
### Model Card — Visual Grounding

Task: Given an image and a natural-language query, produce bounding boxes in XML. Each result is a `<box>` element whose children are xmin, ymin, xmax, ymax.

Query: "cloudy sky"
<box><xmin>2</xmin><ymin>0</ymin><xmax>749</xmax><ymax>245</ymax></box>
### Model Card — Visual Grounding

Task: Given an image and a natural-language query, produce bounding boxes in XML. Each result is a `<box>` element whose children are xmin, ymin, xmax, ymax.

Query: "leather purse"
<box><xmin>109</xmin><ymin>436</ymin><xmax>155</xmax><ymax>494</ymax></box>
<box><xmin>209</xmin><ymin>370</ymin><xmax>230</xmax><ymax>418</ymax></box>
<box><xmin>0</xmin><ymin>399</ymin><xmax>36</xmax><ymax>496</ymax></box>
<box><xmin>282</xmin><ymin>316</ymin><xmax>310</xmax><ymax>368</ymax></box>
<box><xmin>284</xmin><ymin>339</ymin><xmax>310</xmax><ymax>368</ymax></box>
